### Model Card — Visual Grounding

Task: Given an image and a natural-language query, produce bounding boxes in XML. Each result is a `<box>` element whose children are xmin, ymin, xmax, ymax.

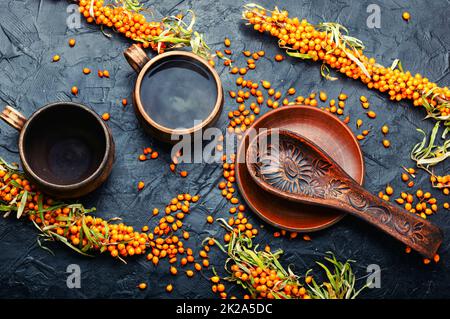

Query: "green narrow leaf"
<box><xmin>16</xmin><ymin>190</ymin><xmax>28</xmax><ymax>219</ymax></box>
<box><xmin>286</xmin><ymin>51</ymin><xmax>312</xmax><ymax>59</ymax></box>
<box><xmin>81</xmin><ymin>217</ymin><xmax>97</xmax><ymax>246</ymax></box>
<box><xmin>52</xmin><ymin>232</ymin><xmax>93</xmax><ymax>257</ymax></box>
<box><xmin>0</xmin><ymin>204</ymin><xmax>17</xmax><ymax>212</ymax></box>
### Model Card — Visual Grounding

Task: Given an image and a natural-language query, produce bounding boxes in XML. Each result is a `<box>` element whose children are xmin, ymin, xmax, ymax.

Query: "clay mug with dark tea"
<box><xmin>124</xmin><ymin>44</ymin><xmax>224</xmax><ymax>143</ymax></box>
<box><xmin>0</xmin><ymin>102</ymin><xmax>115</xmax><ymax>198</ymax></box>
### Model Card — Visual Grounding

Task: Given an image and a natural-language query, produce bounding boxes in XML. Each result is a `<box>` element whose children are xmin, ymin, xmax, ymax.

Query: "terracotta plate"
<box><xmin>236</xmin><ymin>105</ymin><xmax>365</xmax><ymax>232</ymax></box>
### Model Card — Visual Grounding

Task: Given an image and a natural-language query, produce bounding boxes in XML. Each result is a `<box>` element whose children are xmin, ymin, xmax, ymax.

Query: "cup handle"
<box><xmin>0</xmin><ymin>106</ymin><xmax>27</xmax><ymax>131</ymax></box>
<box><xmin>124</xmin><ymin>44</ymin><xmax>150</xmax><ymax>73</ymax></box>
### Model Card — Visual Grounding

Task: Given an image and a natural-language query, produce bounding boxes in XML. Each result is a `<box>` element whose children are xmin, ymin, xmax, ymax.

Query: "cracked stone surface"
<box><xmin>0</xmin><ymin>0</ymin><xmax>449</xmax><ymax>298</ymax></box>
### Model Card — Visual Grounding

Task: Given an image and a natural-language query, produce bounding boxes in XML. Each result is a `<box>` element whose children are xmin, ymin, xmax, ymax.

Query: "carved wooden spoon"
<box><xmin>246</xmin><ymin>129</ymin><xmax>443</xmax><ymax>258</ymax></box>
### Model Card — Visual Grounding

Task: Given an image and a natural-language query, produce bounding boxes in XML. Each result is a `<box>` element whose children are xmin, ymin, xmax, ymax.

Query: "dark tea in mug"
<box><xmin>139</xmin><ymin>56</ymin><xmax>218</xmax><ymax>130</ymax></box>
<box><xmin>22</xmin><ymin>104</ymin><xmax>107</xmax><ymax>185</ymax></box>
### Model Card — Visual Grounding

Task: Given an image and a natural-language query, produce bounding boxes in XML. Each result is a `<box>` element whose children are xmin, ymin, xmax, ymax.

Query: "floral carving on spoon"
<box><xmin>255</xmin><ymin>140</ymin><xmax>321</xmax><ymax>196</ymax></box>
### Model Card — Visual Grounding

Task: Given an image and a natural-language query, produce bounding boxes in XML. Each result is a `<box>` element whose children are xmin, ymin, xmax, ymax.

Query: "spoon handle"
<box><xmin>342</xmin><ymin>184</ymin><xmax>443</xmax><ymax>259</ymax></box>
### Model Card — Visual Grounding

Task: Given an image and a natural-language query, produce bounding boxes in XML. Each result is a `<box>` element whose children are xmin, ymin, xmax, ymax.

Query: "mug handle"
<box><xmin>124</xmin><ymin>44</ymin><xmax>150</xmax><ymax>73</ymax></box>
<box><xmin>0</xmin><ymin>106</ymin><xmax>26</xmax><ymax>131</ymax></box>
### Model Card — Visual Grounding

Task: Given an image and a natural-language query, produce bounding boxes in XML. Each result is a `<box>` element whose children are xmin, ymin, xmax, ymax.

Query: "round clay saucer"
<box><xmin>236</xmin><ymin>105</ymin><xmax>365</xmax><ymax>232</ymax></box>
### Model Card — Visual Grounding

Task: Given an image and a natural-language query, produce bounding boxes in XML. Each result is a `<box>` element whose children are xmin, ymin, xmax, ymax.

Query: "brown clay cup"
<box><xmin>0</xmin><ymin>102</ymin><xmax>115</xmax><ymax>199</ymax></box>
<box><xmin>124</xmin><ymin>44</ymin><xmax>223</xmax><ymax>143</ymax></box>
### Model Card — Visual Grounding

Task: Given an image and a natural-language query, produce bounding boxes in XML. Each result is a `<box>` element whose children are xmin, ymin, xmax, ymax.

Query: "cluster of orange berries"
<box><xmin>229</xmin><ymin>264</ymin><xmax>310</xmax><ymax>299</ymax></box>
<box><xmin>78</xmin><ymin>0</ymin><xmax>164</xmax><ymax>51</ymax></box>
<box><xmin>400</xmin><ymin>168</ymin><xmax>449</xmax><ymax>195</ymax></box>
<box><xmin>0</xmin><ymin>168</ymin><xmax>149</xmax><ymax>258</ymax></box>
<box><xmin>394</xmin><ymin>189</ymin><xmax>439</xmax><ymax>219</ymax></box>
<box><xmin>145</xmin><ymin>193</ymin><xmax>206</xmax><ymax>273</ymax></box>
<box><xmin>243</xmin><ymin>7</ymin><xmax>450</xmax><ymax>117</ymax></box>
<box><xmin>431</xmin><ymin>175</ymin><xmax>450</xmax><ymax>193</ymax></box>
<box><xmin>225</xmin><ymin>211</ymin><xmax>258</xmax><ymax>240</ymax></box>
<box><xmin>0</xmin><ymin>171</ymin><xmax>33</xmax><ymax>203</ymax></box>
<box><xmin>219</xmin><ymin>154</ymin><xmax>238</xmax><ymax>201</ymax></box>
<box><xmin>138</xmin><ymin>146</ymin><xmax>158</xmax><ymax>161</ymax></box>
<box><xmin>218</xmin><ymin>154</ymin><xmax>258</xmax><ymax>241</ymax></box>
<box><xmin>210</xmin><ymin>275</ymin><xmax>228</xmax><ymax>299</ymax></box>
<box><xmin>0</xmin><ymin>165</ymin><xmax>209</xmax><ymax>275</ymax></box>
<box><xmin>377</xmin><ymin>175</ymin><xmax>443</xmax><ymax>220</ymax></box>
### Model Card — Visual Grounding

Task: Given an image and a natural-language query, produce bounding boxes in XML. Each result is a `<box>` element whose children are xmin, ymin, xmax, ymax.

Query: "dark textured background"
<box><xmin>0</xmin><ymin>0</ymin><xmax>449</xmax><ymax>299</ymax></box>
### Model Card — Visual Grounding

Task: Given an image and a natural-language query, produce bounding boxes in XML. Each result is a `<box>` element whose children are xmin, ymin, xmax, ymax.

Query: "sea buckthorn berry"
<box><xmin>211</xmin><ymin>276</ymin><xmax>220</xmax><ymax>283</ymax></box>
<box><xmin>102</xmin><ymin>113</ymin><xmax>110</xmax><ymax>121</ymax></box>
<box><xmin>71</xmin><ymin>86</ymin><xmax>78</xmax><ymax>95</ymax></box>
<box><xmin>69</xmin><ymin>38</ymin><xmax>76</xmax><ymax>47</ymax></box>
<box><xmin>416</xmin><ymin>189</ymin><xmax>423</xmax><ymax>198</ymax></box>
<box><xmin>402</xmin><ymin>12</ymin><xmax>411</xmax><ymax>21</ymax></box>
<box><xmin>138</xmin><ymin>283</ymin><xmax>147</xmax><ymax>290</ymax></box>
<box><xmin>151</xmin><ymin>152</ymin><xmax>159</xmax><ymax>159</ymax></box>
<box><xmin>385</xmin><ymin>185</ymin><xmax>394</xmax><ymax>195</ymax></box>
<box><xmin>338</xmin><ymin>93</ymin><xmax>347</xmax><ymax>101</ymax></box>
<box><xmin>434</xmin><ymin>254</ymin><xmax>440</xmax><ymax>263</ymax></box>
<box><xmin>319</xmin><ymin>91</ymin><xmax>327</xmax><ymax>102</ymax></box>
<box><xmin>274</xmin><ymin>54</ymin><xmax>284</xmax><ymax>62</ymax></box>
<box><xmin>401</xmin><ymin>173</ymin><xmax>409</xmax><ymax>182</ymax></box>
<box><xmin>262</xmin><ymin>81</ymin><xmax>271</xmax><ymax>89</ymax></box>
<box><xmin>367</xmin><ymin>111</ymin><xmax>376</xmax><ymax>119</ymax></box>
<box><xmin>53</xmin><ymin>55</ymin><xmax>60</xmax><ymax>62</ymax></box>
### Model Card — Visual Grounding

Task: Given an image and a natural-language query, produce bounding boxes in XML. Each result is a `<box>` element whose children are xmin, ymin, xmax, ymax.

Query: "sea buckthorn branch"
<box><xmin>206</xmin><ymin>221</ymin><xmax>368</xmax><ymax>299</ymax></box>
<box><xmin>411</xmin><ymin>122</ymin><xmax>450</xmax><ymax>189</ymax></box>
<box><xmin>0</xmin><ymin>158</ymin><xmax>203</xmax><ymax>269</ymax></box>
<box><xmin>206</xmin><ymin>222</ymin><xmax>309</xmax><ymax>299</ymax></box>
<box><xmin>75</xmin><ymin>0</ymin><xmax>213</xmax><ymax>60</ymax></box>
<box><xmin>0</xmin><ymin>158</ymin><xmax>148</xmax><ymax>260</ymax></box>
<box><xmin>242</xmin><ymin>4</ymin><xmax>450</xmax><ymax>122</ymax></box>
<box><xmin>304</xmin><ymin>252</ymin><xmax>368</xmax><ymax>299</ymax></box>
